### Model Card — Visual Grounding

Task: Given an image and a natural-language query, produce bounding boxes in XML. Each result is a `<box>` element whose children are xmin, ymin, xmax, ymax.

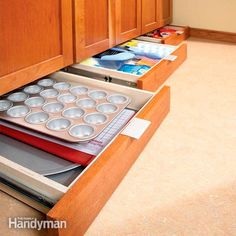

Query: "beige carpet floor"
<box><xmin>0</xmin><ymin>37</ymin><xmax>236</xmax><ymax>236</ymax></box>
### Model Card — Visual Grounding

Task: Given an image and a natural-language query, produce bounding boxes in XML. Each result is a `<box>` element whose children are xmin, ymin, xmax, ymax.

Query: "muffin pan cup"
<box><xmin>70</xmin><ymin>86</ymin><xmax>89</xmax><ymax>95</ymax></box>
<box><xmin>25</xmin><ymin>112</ymin><xmax>49</xmax><ymax>124</ymax></box>
<box><xmin>62</xmin><ymin>107</ymin><xmax>85</xmax><ymax>119</ymax></box>
<box><xmin>69</xmin><ymin>124</ymin><xmax>96</xmax><ymax>140</ymax></box>
<box><xmin>24</xmin><ymin>97</ymin><xmax>46</xmax><ymax>108</ymax></box>
<box><xmin>40</xmin><ymin>89</ymin><xmax>59</xmax><ymax>99</ymax></box>
<box><xmin>0</xmin><ymin>100</ymin><xmax>13</xmax><ymax>111</ymax></box>
<box><xmin>0</xmin><ymin>78</ymin><xmax>131</xmax><ymax>142</ymax></box>
<box><xmin>23</xmin><ymin>85</ymin><xmax>43</xmax><ymax>95</ymax></box>
<box><xmin>7</xmin><ymin>105</ymin><xmax>31</xmax><ymax>118</ymax></box>
<box><xmin>7</xmin><ymin>92</ymin><xmax>29</xmax><ymax>103</ymax></box>
<box><xmin>96</xmin><ymin>103</ymin><xmax>119</xmax><ymax>114</ymax></box>
<box><xmin>37</xmin><ymin>78</ymin><xmax>56</xmax><ymax>87</ymax></box>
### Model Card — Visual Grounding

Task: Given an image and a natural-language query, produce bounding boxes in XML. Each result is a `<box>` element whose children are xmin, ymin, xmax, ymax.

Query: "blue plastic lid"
<box><xmin>101</xmin><ymin>52</ymin><xmax>135</xmax><ymax>61</ymax></box>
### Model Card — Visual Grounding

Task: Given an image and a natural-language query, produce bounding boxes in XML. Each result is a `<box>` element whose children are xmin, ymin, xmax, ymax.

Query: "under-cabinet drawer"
<box><xmin>0</xmin><ymin>71</ymin><xmax>170</xmax><ymax>235</ymax></box>
<box><xmin>137</xmin><ymin>25</ymin><xmax>190</xmax><ymax>46</ymax></box>
<box><xmin>69</xmin><ymin>43</ymin><xmax>187</xmax><ymax>92</ymax></box>
<box><xmin>161</xmin><ymin>26</ymin><xmax>189</xmax><ymax>45</ymax></box>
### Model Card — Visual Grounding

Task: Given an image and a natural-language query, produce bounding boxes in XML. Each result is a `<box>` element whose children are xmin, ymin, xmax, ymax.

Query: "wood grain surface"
<box><xmin>115</xmin><ymin>0</ymin><xmax>142</xmax><ymax>44</ymax></box>
<box><xmin>73</xmin><ymin>0</ymin><xmax>111</xmax><ymax>62</ymax></box>
<box><xmin>190</xmin><ymin>28</ymin><xmax>236</xmax><ymax>44</ymax></box>
<box><xmin>137</xmin><ymin>43</ymin><xmax>187</xmax><ymax>91</ymax></box>
<box><xmin>0</xmin><ymin>0</ymin><xmax>73</xmax><ymax>95</ymax></box>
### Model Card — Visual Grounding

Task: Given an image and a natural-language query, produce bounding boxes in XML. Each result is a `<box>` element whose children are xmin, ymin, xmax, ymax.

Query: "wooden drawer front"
<box><xmin>47</xmin><ymin>86</ymin><xmax>170</xmax><ymax>236</ymax></box>
<box><xmin>137</xmin><ymin>26</ymin><xmax>189</xmax><ymax>46</ymax></box>
<box><xmin>137</xmin><ymin>43</ymin><xmax>187</xmax><ymax>91</ymax></box>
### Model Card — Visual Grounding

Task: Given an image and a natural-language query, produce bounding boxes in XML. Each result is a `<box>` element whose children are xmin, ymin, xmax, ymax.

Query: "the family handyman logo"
<box><xmin>8</xmin><ymin>217</ymin><xmax>67</xmax><ymax>231</ymax></box>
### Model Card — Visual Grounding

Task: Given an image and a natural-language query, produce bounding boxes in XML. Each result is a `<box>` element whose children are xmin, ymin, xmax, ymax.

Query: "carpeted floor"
<box><xmin>1</xmin><ymin>37</ymin><xmax>236</xmax><ymax>236</ymax></box>
<box><xmin>85</xmin><ymin>37</ymin><xmax>236</xmax><ymax>236</ymax></box>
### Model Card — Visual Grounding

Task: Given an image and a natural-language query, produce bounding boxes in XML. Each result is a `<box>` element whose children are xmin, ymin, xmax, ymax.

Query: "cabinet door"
<box><xmin>0</xmin><ymin>0</ymin><xmax>73</xmax><ymax>96</ymax></box>
<box><xmin>115</xmin><ymin>0</ymin><xmax>142</xmax><ymax>44</ymax></box>
<box><xmin>74</xmin><ymin>0</ymin><xmax>110</xmax><ymax>62</ymax></box>
<box><xmin>160</xmin><ymin>0</ymin><xmax>172</xmax><ymax>25</ymax></box>
<box><xmin>142</xmin><ymin>0</ymin><xmax>162</xmax><ymax>34</ymax></box>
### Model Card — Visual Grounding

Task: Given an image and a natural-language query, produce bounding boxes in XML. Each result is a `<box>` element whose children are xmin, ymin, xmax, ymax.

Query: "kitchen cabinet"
<box><xmin>0</xmin><ymin>1</ymin><xmax>186</xmax><ymax>234</ymax></box>
<box><xmin>0</xmin><ymin>0</ymin><xmax>73</xmax><ymax>96</ymax></box>
<box><xmin>73</xmin><ymin>0</ymin><xmax>111</xmax><ymax>62</ymax></box>
<box><xmin>114</xmin><ymin>0</ymin><xmax>173</xmax><ymax>44</ymax></box>
<box><xmin>0</xmin><ymin>0</ymin><xmax>175</xmax><ymax>96</ymax></box>
<box><xmin>114</xmin><ymin>0</ymin><xmax>142</xmax><ymax>44</ymax></box>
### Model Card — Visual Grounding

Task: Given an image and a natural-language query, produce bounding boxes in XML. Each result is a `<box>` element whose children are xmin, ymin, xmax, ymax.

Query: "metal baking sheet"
<box><xmin>0</xmin><ymin>134</ymin><xmax>80</xmax><ymax>176</ymax></box>
<box><xmin>0</xmin><ymin>78</ymin><xmax>131</xmax><ymax>143</ymax></box>
<box><xmin>48</xmin><ymin>167</ymin><xmax>84</xmax><ymax>187</ymax></box>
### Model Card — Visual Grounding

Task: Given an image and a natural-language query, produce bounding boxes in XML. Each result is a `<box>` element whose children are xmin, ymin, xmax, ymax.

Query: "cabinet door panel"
<box><xmin>0</xmin><ymin>0</ymin><xmax>73</xmax><ymax>95</ymax></box>
<box><xmin>115</xmin><ymin>0</ymin><xmax>142</xmax><ymax>44</ymax></box>
<box><xmin>74</xmin><ymin>0</ymin><xmax>110</xmax><ymax>62</ymax></box>
<box><xmin>142</xmin><ymin>0</ymin><xmax>162</xmax><ymax>33</ymax></box>
<box><xmin>160</xmin><ymin>0</ymin><xmax>172</xmax><ymax>25</ymax></box>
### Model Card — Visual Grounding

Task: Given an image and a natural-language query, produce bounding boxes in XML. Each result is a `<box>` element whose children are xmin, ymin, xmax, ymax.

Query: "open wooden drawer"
<box><xmin>161</xmin><ymin>26</ymin><xmax>189</xmax><ymax>45</ymax></box>
<box><xmin>0</xmin><ymin>71</ymin><xmax>170</xmax><ymax>235</ymax></box>
<box><xmin>69</xmin><ymin>43</ymin><xmax>187</xmax><ymax>92</ymax></box>
<box><xmin>137</xmin><ymin>25</ymin><xmax>190</xmax><ymax>46</ymax></box>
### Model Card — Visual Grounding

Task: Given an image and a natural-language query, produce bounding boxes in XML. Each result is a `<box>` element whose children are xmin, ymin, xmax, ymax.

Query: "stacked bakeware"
<box><xmin>0</xmin><ymin>78</ymin><xmax>131</xmax><ymax>143</ymax></box>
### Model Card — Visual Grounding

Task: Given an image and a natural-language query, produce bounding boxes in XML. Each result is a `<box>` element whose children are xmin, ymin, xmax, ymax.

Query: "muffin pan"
<box><xmin>0</xmin><ymin>78</ymin><xmax>131</xmax><ymax>142</ymax></box>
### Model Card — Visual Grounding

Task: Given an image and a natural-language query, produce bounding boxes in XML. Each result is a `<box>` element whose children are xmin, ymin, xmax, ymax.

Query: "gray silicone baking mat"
<box><xmin>0</xmin><ymin>134</ymin><xmax>80</xmax><ymax>176</ymax></box>
<box><xmin>48</xmin><ymin>167</ymin><xmax>84</xmax><ymax>187</ymax></box>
